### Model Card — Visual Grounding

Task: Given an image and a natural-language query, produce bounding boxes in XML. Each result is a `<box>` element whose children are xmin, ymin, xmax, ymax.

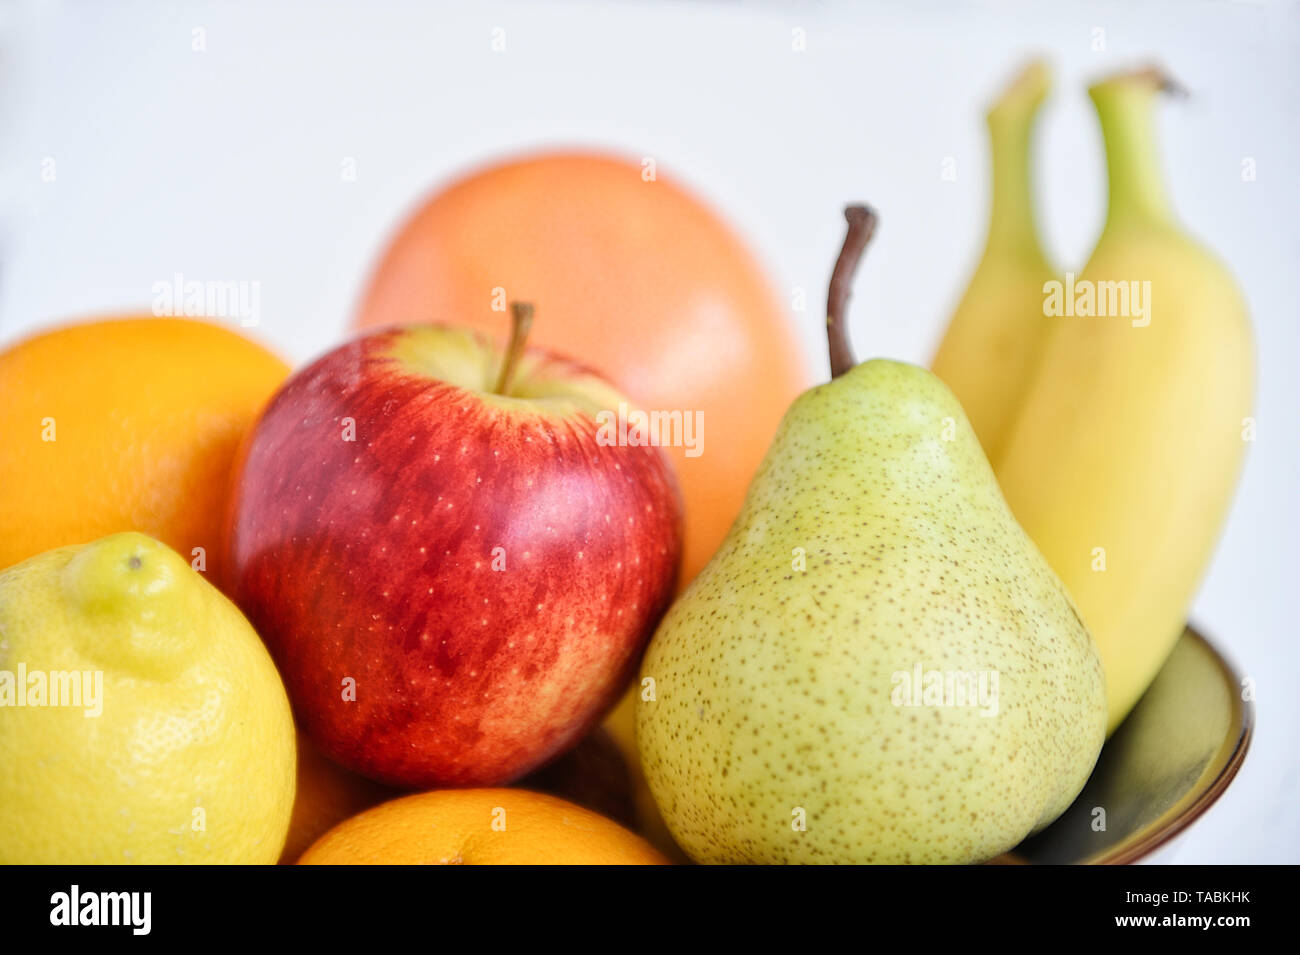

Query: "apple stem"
<box><xmin>826</xmin><ymin>205</ymin><xmax>878</xmax><ymax>379</ymax></box>
<box><xmin>494</xmin><ymin>302</ymin><xmax>535</xmax><ymax>395</ymax></box>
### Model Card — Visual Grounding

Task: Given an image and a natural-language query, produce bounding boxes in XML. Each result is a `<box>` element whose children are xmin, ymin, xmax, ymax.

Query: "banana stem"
<box><xmin>494</xmin><ymin>302</ymin><xmax>534</xmax><ymax>395</ymax></box>
<box><xmin>826</xmin><ymin>205</ymin><xmax>878</xmax><ymax>379</ymax></box>
<box><xmin>1091</xmin><ymin>67</ymin><xmax>1181</xmax><ymax>229</ymax></box>
<box><xmin>986</xmin><ymin>60</ymin><xmax>1052</xmax><ymax>265</ymax></box>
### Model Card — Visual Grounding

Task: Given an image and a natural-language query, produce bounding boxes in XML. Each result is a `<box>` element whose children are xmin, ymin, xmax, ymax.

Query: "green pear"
<box><xmin>637</xmin><ymin>207</ymin><xmax>1106</xmax><ymax>864</ymax></box>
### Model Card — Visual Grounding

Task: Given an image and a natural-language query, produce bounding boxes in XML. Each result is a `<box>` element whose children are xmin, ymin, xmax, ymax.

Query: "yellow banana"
<box><xmin>931</xmin><ymin>60</ymin><xmax>1058</xmax><ymax>461</ymax></box>
<box><xmin>995</xmin><ymin>68</ymin><xmax>1254</xmax><ymax>733</ymax></box>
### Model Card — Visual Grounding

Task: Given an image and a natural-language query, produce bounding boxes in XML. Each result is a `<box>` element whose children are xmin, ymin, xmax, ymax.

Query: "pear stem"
<box><xmin>826</xmin><ymin>205</ymin><xmax>878</xmax><ymax>379</ymax></box>
<box><xmin>493</xmin><ymin>302</ymin><xmax>534</xmax><ymax>395</ymax></box>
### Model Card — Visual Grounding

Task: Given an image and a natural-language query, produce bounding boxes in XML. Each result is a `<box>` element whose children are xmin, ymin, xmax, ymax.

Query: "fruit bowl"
<box><xmin>1004</xmin><ymin>626</ymin><xmax>1252</xmax><ymax>864</ymax></box>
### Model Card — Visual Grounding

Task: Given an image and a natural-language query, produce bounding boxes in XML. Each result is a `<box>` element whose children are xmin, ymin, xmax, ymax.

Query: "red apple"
<box><xmin>223</xmin><ymin>307</ymin><xmax>682</xmax><ymax>787</ymax></box>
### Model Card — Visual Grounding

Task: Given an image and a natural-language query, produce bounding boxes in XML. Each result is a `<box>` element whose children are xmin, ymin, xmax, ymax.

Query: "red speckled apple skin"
<box><xmin>223</xmin><ymin>327</ymin><xmax>682</xmax><ymax>788</ymax></box>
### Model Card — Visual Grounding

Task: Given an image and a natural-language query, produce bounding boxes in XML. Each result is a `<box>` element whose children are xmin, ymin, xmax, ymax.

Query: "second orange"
<box><xmin>354</xmin><ymin>152</ymin><xmax>808</xmax><ymax>586</ymax></box>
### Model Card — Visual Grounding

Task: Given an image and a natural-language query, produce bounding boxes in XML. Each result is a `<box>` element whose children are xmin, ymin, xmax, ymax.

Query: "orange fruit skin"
<box><xmin>0</xmin><ymin>317</ymin><xmax>289</xmax><ymax>580</ymax></box>
<box><xmin>354</xmin><ymin>152</ymin><xmax>809</xmax><ymax>586</ymax></box>
<box><xmin>280</xmin><ymin>731</ymin><xmax>395</xmax><ymax>864</ymax></box>
<box><xmin>298</xmin><ymin>789</ymin><xmax>670</xmax><ymax>865</ymax></box>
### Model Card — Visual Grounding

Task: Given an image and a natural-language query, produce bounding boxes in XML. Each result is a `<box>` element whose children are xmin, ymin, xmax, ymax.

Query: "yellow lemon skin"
<box><xmin>0</xmin><ymin>532</ymin><xmax>296</xmax><ymax>863</ymax></box>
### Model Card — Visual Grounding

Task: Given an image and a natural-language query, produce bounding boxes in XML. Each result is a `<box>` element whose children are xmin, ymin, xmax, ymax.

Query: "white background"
<box><xmin>2</xmin><ymin>1</ymin><xmax>1296</xmax><ymax>863</ymax></box>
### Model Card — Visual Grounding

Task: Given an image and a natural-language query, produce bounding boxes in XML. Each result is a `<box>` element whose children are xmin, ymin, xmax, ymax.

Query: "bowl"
<box><xmin>1003</xmin><ymin>625</ymin><xmax>1252</xmax><ymax>864</ymax></box>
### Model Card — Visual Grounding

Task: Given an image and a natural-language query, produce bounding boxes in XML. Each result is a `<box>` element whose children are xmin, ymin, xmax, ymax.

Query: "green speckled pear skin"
<box><xmin>637</xmin><ymin>359</ymin><xmax>1106</xmax><ymax>864</ymax></box>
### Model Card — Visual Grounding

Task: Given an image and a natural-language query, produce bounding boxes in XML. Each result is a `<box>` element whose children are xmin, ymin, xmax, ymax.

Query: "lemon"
<box><xmin>0</xmin><ymin>532</ymin><xmax>295</xmax><ymax>863</ymax></box>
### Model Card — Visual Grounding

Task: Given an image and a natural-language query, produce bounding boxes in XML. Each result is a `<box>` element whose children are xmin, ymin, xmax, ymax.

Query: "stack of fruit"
<box><xmin>0</xmin><ymin>62</ymin><xmax>1251</xmax><ymax>865</ymax></box>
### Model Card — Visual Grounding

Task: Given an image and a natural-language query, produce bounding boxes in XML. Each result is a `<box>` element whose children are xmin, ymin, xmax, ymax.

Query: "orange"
<box><xmin>280</xmin><ymin>731</ymin><xmax>394</xmax><ymax>864</ymax></box>
<box><xmin>0</xmin><ymin>316</ymin><xmax>289</xmax><ymax>580</ymax></box>
<box><xmin>355</xmin><ymin>151</ymin><xmax>809</xmax><ymax>587</ymax></box>
<box><xmin>297</xmin><ymin>789</ymin><xmax>670</xmax><ymax>865</ymax></box>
